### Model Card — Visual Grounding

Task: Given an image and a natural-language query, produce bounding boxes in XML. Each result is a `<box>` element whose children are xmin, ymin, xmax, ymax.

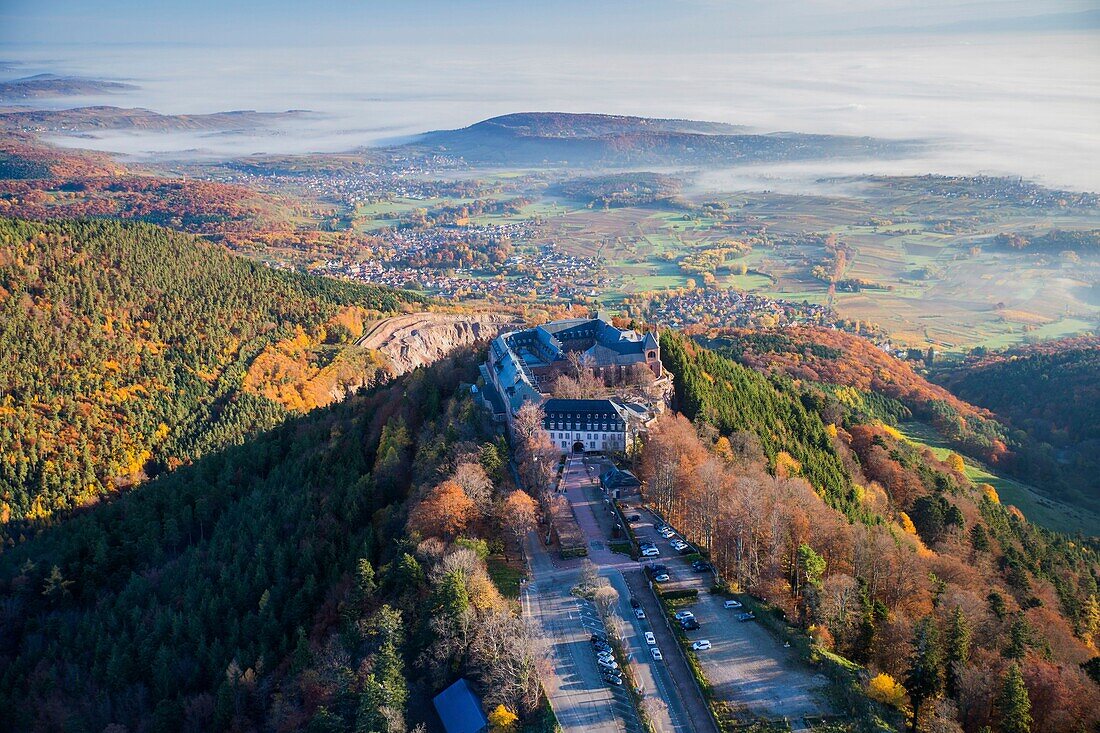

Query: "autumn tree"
<box><xmin>501</xmin><ymin>490</ymin><xmax>538</xmax><ymax>560</ymax></box>
<box><xmin>408</xmin><ymin>480</ymin><xmax>475</xmax><ymax>539</ymax></box>
<box><xmin>452</xmin><ymin>460</ymin><xmax>494</xmax><ymax>516</ymax></box>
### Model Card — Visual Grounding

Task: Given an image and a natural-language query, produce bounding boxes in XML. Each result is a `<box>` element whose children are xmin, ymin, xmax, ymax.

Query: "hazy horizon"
<box><xmin>2</xmin><ymin>0</ymin><xmax>1098</xmax><ymax>190</ymax></box>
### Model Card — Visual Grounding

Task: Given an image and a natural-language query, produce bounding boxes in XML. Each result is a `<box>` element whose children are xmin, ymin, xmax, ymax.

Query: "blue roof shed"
<box><xmin>432</xmin><ymin>678</ymin><xmax>488</xmax><ymax>733</ymax></box>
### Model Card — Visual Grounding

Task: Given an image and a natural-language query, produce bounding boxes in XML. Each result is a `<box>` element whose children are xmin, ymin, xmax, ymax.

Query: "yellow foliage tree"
<box><xmin>488</xmin><ymin>704</ymin><xmax>518</xmax><ymax>733</ymax></box>
<box><xmin>898</xmin><ymin>512</ymin><xmax>917</xmax><ymax>536</ymax></box>
<box><xmin>947</xmin><ymin>453</ymin><xmax>966</xmax><ymax>473</ymax></box>
<box><xmin>867</xmin><ymin>672</ymin><xmax>908</xmax><ymax>710</ymax></box>
<box><xmin>824</xmin><ymin>423</ymin><xmax>839</xmax><ymax>439</ymax></box>
<box><xmin>775</xmin><ymin>451</ymin><xmax>802</xmax><ymax>478</ymax></box>
<box><xmin>980</xmin><ymin>483</ymin><xmax>1000</xmax><ymax>504</ymax></box>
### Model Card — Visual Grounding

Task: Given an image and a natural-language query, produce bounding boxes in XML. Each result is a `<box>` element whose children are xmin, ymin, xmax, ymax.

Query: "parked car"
<box><xmin>597</xmin><ymin>657</ymin><xmax>619</xmax><ymax>671</ymax></box>
<box><xmin>634</xmin><ymin>608</ymin><xmax>646</xmax><ymax>619</ymax></box>
<box><xmin>653</xmin><ymin>573</ymin><xmax>671</xmax><ymax>582</ymax></box>
<box><xmin>641</xmin><ymin>546</ymin><xmax>660</xmax><ymax>557</ymax></box>
<box><xmin>603</xmin><ymin>673</ymin><xmax>623</xmax><ymax>686</ymax></box>
<box><xmin>737</xmin><ymin>612</ymin><xmax>757</xmax><ymax>622</ymax></box>
<box><xmin>691</xmin><ymin>560</ymin><xmax>712</xmax><ymax>572</ymax></box>
<box><xmin>670</xmin><ymin>539</ymin><xmax>687</xmax><ymax>549</ymax></box>
<box><xmin>644</xmin><ymin>632</ymin><xmax>656</xmax><ymax>645</ymax></box>
<box><xmin>597</xmin><ymin>651</ymin><xmax>615</xmax><ymax>663</ymax></box>
<box><xmin>639</xmin><ymin>542</ymin><xmax>656</xmax><ymax>550</ymax></box>
<box><xmin>723</xmin><ymin>599</ymin><xmax>743</xmax><ymax>609</ymax></box>
<box><xmin>646</xmin><ymin>563</ymin><xmax>668</xmax><ymax>574</ymax></box>
<box><xmin>651</xmin><ymin>648</ymin><xmax>663</xmax><ymax>661</ymax></box>
<box><xmin>681</xmin><ymin>618</ymin><xmax>700</xmax><ymax>630</ymax></box>
<box><xmin>630</xmin><ymin>597</ymin><xmax>641</xmax><ymax>609</ymax></box>
<box><xmin>677</xmin><ymin>545</ymin><xmax>696</xmax><ymax>555</ymax></box>
<box><xmin>627</xmin><ymin>513</ymin><xmax>641</xmax><ymax>522</ymax></box>
<box><xmin>590</xmin><ymin>634</ymin><xmax>604</xmax><ymax>644</ymax></box>
<box><xmin>673</xmin><ymin>610</ymin><xmax>695</xmax><ymax>621</ymax></box>
<box><xmin>692</xmin><ymin>640</ymin><xmax>712</xmax><ymax>651</ymax></box>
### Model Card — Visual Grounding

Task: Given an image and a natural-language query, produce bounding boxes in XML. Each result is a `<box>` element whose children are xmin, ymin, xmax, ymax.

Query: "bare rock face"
<box><xmin>358</xmin><ymin>312</ymin><xmax>523</xmax><ymax>376</ymax></box>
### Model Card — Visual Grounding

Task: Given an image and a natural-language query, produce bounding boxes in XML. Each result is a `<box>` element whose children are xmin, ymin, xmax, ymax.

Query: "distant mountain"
<box><xmin>408</xmin><ymin>112</ymin><xmax>911</xmax><ymax>167</ymax></box>
<box><xmin>0</xmin><ymin>105</ymin><xmax>311</xmax><ymax>132</ymax></box>
<box><xmin>0</xmin><ymin>73</ymin><xmax>137</xmax><ymax>99</ymax></box>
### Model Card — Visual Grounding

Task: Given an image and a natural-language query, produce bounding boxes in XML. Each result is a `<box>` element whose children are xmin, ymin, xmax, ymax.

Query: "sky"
<box><xmin>1</xmin><ymin>1</ymin><xmax>1098</xmax><ymax>189</ymax></box>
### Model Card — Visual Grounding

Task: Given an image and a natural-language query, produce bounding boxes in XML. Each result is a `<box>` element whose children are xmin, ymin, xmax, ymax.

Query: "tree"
<box><xmin>488</xmin><ymin>704</ymin><xmax>519</xmax><ymax>733</ymax></box>
<box><xmin>408</xmin><ymin>480</ymin><xmax>475</xmax><ymax>539</ymax></box>
<box><xmin>945</xmin><ymin>607</ymin><xmax>971</xmax><ymax>699</ymax></box>
<box><xmin>906</xmin><ymin>616</ymin><xmax>944</xmax><ymax>722</ymax></box>
<box><xmin>594</xmin><ymin>584</ymin><xmax>620</xmax><ymax>620</ymax></box>
<box><xmin>867</xmin><ymin>672</ymin><xmax>908</xmax><ymax>710</ymax></box>
<box><xmin>501</xmin><ymin>491</ymin><xmax>538</xmax><ymax>560</ymax></box>
<box><xmin>996</xmin><ymin>663</ymin><xmax>1032</xmax><ymax>733</ymax></box>
<box><xmin>452</xmin><ymin>460</ymin><xmax>494</xmax><ymax>516</ymax></box>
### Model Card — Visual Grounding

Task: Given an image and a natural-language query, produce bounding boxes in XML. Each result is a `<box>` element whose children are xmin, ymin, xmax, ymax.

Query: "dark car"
<box><xmin>691</xmin><ymin>560</ymin><xmax>712</xmax><ymax>572</ymax></box>
<box><xmin>627</xmin><ymin>513</ymin><xmax>642</xmax><ymax>522</ymax></box>
<box><xmin>630</xmin><ymin>597</ymin><xmax>641</xmax><ymax>609</ymax></box>
<box><xmin>681</xmin><ymin>618</ymin><xmax>701</xmax><ymax>630</ymax></box>
<box><xmin>737</xmin><ymin>612</ymin><xmax>757</xmax><ymax>622</ymax></box>
<box><xmin>677</xmin><ymin>545</ymin><xmax>696</xmax><ymax>555</ymax></box>
<box><xmin>645</xmin><ymin>564</ymin><xmax>669</xmax><ymax>576</ymax></box>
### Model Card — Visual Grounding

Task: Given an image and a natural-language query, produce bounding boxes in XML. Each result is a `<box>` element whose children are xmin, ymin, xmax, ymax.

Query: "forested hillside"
<box><xmin>0</xmin><ymin>349</ymin><xmax>541</xmax><ymax>732</ymax></box>
<box><xmin>646</xmin><ymin>334</ymin><xmax>1100</xmax><ymax>731</ymax></box>
<box><xmin>0</xmin><ymin>217</ymin><xmax>423</xmax><ymax>541</ymax></box>
<box><xmin>660</xmin><ymin>332</ymin><xmax>860</xmax><ymax>517</ymax></box>
<box><xmin>699</xmin><ymin>328</ymin><xmax>1098</xmax><ymax>517</ymax></box>
<box><xmin>936</xmin><ymin>337</ymin><xmax>1100</xmax><ymax>510</ymax></box>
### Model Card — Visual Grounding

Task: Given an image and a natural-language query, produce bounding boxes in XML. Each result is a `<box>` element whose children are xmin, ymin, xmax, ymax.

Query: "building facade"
<box><xmin>482</xmin><ymin>312</ymin><xmax>667</xmax><ymax>455</ymax></box>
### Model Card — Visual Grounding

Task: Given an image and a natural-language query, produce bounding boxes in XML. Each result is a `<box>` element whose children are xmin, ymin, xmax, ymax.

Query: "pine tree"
<box><xmin>996</xmin><ymin>663</ymin><xmax>1032</xmax><ymax>733</ymax></box>
<box><xmin>944</xmin><ymin>606</ymin><xmax>971</xmax><ymax>698</ymax></box>
<box><xmin>905</xmin><ymin>616</ymin><xmax>944</xmax><ymax>722</ymax></box>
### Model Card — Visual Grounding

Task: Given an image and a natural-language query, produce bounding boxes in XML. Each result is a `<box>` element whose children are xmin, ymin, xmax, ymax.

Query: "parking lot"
<box><xmin>626</xmin><ymin>505</ymin><xmax>832</xmax><ymax>724</ymax></box>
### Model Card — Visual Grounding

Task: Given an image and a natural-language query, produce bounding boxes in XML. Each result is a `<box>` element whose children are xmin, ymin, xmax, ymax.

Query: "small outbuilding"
<box><xmin>600</xmin><ymin>466</ymin><xmax>641</xmax><ymax>498</ymax></box>
<box><xmin>432</xmin><ymin>678</ymin><xmax>488</xmax><ymax>733</ymax></box>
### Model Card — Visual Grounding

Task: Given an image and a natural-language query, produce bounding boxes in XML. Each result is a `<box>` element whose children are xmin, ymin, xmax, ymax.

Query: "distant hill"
<box><xmin>698</xmin><ymin>327</ymin><xmax>1100</xmax><ymax>517</ymax></box>
<box><xmin>936</xmin><ymin>337</ymin><xmax>1100</xmax><ymax>505</ymax></box>
<box><xmin>408</xmin><ymin>112</ymin><xmax>910</xmax><ymax>167</ymax></box>
<box><xmin>0</xmin><ymin>217</ymin><xmax>423</xmax><ymax>539</ymax></box>
<box><xmin>0</xmin><ymin>105</ymin><xmax>311</xmax><ymax>132</ymax></box>
<box><xmin>0</xmin><ymin>73</ymin><xmax>137</xmax><ymax>100</ymax></box>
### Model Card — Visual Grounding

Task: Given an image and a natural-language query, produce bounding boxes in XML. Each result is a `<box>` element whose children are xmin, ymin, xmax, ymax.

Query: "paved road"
<box><xmin>561</xmin><ymin>457</ymin><xmax>718</xmax><ymax>733</ymax></box>
<box><xmin>523</xmin><ymin>531</ymin><xmax>632</xmax><ymax>733</ymax></box>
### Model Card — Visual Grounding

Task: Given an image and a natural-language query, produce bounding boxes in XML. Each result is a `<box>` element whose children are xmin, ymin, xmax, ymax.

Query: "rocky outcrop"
<box><xmin>358</xmin><ymin>312</ymin><xmax>523</xmax><ymax>376</ymax></box>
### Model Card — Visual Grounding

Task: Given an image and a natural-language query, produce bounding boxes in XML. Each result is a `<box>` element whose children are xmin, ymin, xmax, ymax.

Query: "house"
<box><xmin>599</xmin><ymin>466</ymin><xmax>641</xmax><ymax>498</ymax></box>
<box><xmin>433</xmin><ymin>678</ymin><xmax>488</xmax><ymax>733</ymax></box>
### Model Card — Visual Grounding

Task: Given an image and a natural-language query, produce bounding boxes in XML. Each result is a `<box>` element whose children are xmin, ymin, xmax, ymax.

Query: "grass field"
<box><xmin>897</xmin><ymin>422</ymin><xmax>1099</xmax><ymax>536</ymax></box>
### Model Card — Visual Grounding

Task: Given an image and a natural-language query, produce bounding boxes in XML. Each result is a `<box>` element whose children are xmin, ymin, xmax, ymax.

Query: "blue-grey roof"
<box><xmin>433</xmin><ymin>678</ymin><xmax>488</xmax><ymax>733</ymax></box>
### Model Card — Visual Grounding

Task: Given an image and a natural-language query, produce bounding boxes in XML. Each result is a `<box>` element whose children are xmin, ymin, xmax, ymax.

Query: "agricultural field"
<box><xmin>451</xmin><ymin>178</ymin><xmax>1100</xmax><ymax>353</ymax></box>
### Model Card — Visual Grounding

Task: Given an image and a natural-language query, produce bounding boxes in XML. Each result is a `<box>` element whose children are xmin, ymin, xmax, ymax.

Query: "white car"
<box><xmin>723</xmin><ymin>599</ymin><xmax>743</xmax><ymax>609</ymax></box>
<box><xmin>645</xmin><ymin>632</ymin><xmax>656</xmax><ymax>645</ymax></box>
<box><xmin>692</xmin><ymin>640</ymin><xmax>712</xmax><ymax>651</ymax></box>
<box><xmin>597</xmin><ymin>650</ymin><xmax>615</xmax><ymax>662</ymax></box>
<box><xmin>673</xmin><ymin>610</ymin><xmax>695</xmax><ymax>621</ymax></box>
<box><xmin>641</xmin><ymin>547</ymin><xmax>660</xmax><ymax>557</ymax></box>
<box><xmin>651</xmin><ymin>647</ymin><xmax>663</xmax><ymax>661</ymax></box>
<box><xmin>653</xmin><ymin>573</ymin><xmax>671</xmax><ymax>582</ymax></box>
<box><xmin>659</xmin><ymin>528</ymin><xmax>676</xmax><ymax>538</ymax></box>
<box><xmin>597</xmin><ymin>657</ymin><xmax>619</xmax><ymax>671</ymax></box>
<box><xmin>634</xmin><ymin>608</ymin><xmax>646</xmax><ymax>619</ymax></box>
